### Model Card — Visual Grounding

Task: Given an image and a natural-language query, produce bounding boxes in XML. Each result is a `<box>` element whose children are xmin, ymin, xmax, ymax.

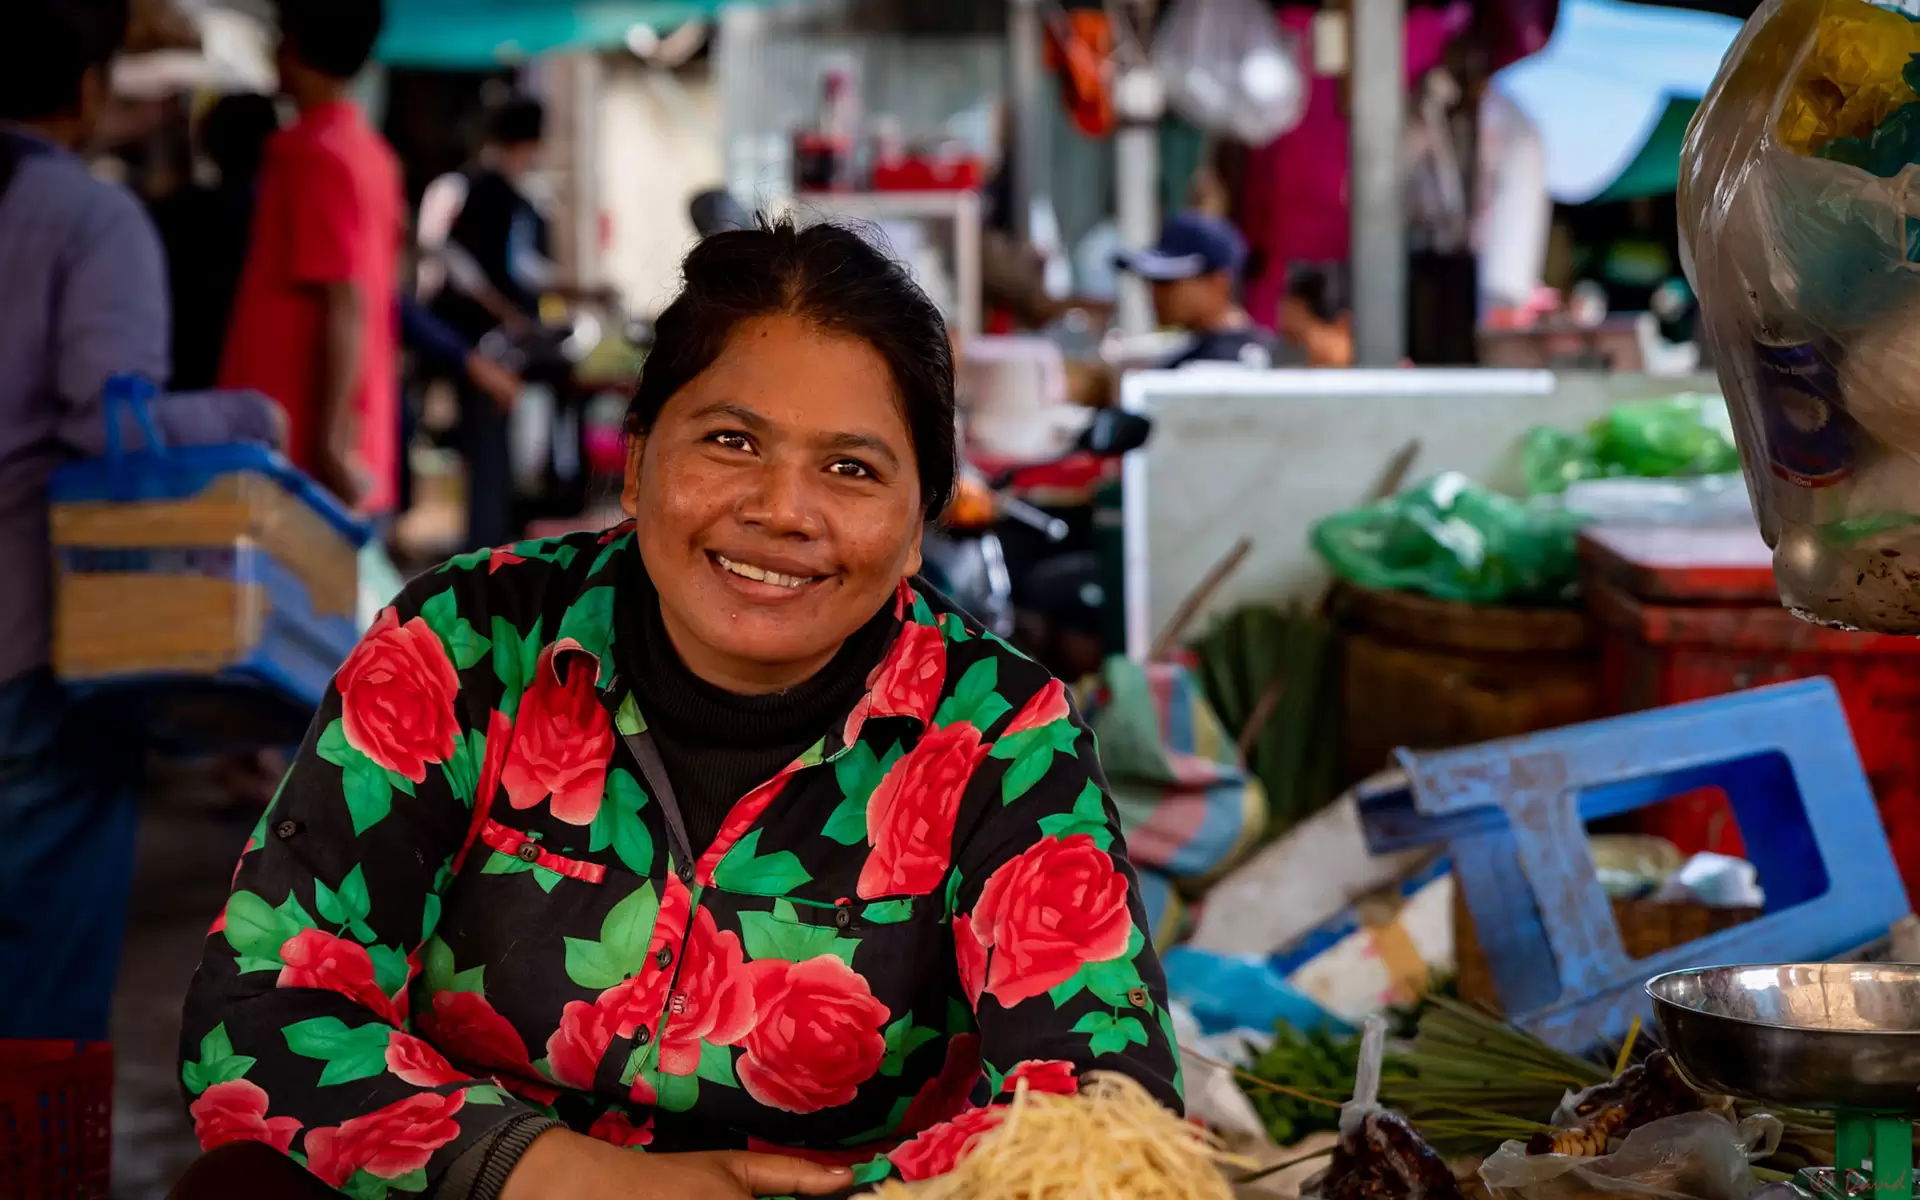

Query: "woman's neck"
<box><xmin>655</xmin><ymin>606</ymin><xmax>838</xmax><ymax>696</ymax></box>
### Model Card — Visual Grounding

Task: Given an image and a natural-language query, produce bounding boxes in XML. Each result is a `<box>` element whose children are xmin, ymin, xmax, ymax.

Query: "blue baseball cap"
<box><xmin>1115</xmin><ymin>212</ymin><xmax>1248</xmax><ymax>281</ymax></box>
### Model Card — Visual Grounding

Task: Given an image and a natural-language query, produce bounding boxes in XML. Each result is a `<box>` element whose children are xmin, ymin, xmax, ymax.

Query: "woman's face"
<box><xmin>625</xmin><ymin>314</ymin><xmax>925</xmax><ymax>694</ymax></box>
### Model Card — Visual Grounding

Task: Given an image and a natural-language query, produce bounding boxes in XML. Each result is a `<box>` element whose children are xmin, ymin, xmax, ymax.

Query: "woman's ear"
<box><xmin>905</xmin><ymin>518</ymin><xmax>925</xmax><ymax>580</ymax></box>
<box><xmin>620</xmin><ymin>434</ymin><xmax>646</xmax><ymax>519</ymax></box>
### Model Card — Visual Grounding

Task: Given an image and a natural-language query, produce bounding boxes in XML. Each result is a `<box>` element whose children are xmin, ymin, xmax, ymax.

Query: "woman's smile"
<box><xmin>708</xmin><ymin>551</ymin><xmax>832</xmax><ymax>599</ymax></box>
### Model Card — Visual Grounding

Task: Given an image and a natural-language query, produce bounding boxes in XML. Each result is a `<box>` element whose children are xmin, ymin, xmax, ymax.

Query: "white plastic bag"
<box><xmin>1154</xmin><ymin>0</ymin><xmax>1306</xmax><ymax>146</ymax></box>
<box><xmin>357</xmin><ymin>541</ymin><xmax>406</xmax><ymax>633</ymax></box>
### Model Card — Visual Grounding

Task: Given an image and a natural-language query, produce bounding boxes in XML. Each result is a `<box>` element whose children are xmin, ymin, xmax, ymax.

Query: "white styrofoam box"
<box><xmin>1283</xmin><ymin>872</ymin><xmax>1456</xmax><ymax>1026</ymax></box>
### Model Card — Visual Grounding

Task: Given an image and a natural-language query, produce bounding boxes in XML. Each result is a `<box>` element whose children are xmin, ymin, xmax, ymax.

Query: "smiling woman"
<box><xmin>173</xmin><ymin>218</ymin><xmax>1181</xmax><ymax>1200</ymax></box>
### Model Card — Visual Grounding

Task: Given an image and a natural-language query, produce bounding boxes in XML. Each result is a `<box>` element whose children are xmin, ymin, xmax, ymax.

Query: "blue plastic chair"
<box><xmin>1355</xmin><ymin>677</ymin><xmax>1911</xmax><ymax>1052</ymax></box>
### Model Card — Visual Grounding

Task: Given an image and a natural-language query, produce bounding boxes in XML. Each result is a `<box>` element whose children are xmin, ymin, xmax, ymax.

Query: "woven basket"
<box><xmin>1452</xmin><ymin>872</ymin><xmax>1759</xmax><ymax>1013</ymax></box>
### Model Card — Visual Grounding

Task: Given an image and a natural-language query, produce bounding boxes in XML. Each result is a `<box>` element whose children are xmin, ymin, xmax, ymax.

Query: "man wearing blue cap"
<box><xmin>1116</xmin><ymin>211</ymin><xmax>1281</xmax><ymax>369</ymax></box>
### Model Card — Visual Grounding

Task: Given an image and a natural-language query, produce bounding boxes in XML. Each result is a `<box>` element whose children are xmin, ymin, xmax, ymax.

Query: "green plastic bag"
<box><xmin>1522</xmin><ymin>394</ymin><xmax>1740</xmax><ymax>496</ymax></box>
<box><xmin>1310</xmin><ymin>472</ymin><xmax>1587</xmax><ymax>606</ymax></box>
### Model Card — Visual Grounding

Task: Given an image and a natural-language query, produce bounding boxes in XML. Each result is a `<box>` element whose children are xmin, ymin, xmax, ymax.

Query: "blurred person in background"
<box><xmin>0</xmin><ymin>0</ymin><xmax>282</xmax><ymax>1039</ymax></box>
<box><xmin>218</xmin><ymin>0</ymin><xmax>402</xmax><ymax>518</ymax></box>
<box><xmin>427</xmin><ymin>95</ymin><xmax>553</xmax><ymax>553</ymax></box>
<box><xmin>152</xmin><ymin>92</ymin><xmax>281</xmax><ymax>391</ymax></box>
<box><xmin>1116</xmin><ymin>211</ymin><xmax>1280</xmax><ymax>368</ymax></box>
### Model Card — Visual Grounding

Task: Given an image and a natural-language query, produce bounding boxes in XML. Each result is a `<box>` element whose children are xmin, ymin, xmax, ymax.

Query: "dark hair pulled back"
<box><xmin>628</xmin><ymin>216</ymin><xmax>958</xmax><ymax>521</ymax></box>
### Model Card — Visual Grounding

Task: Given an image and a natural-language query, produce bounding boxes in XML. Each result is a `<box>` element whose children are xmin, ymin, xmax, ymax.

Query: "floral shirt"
<box><xmin>179</xmin><ymin>524</ymin><xmax>1182</xmax><ymax>1198</ymax></box>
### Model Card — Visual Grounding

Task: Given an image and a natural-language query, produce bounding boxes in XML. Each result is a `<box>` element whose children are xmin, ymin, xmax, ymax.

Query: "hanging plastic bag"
<box><xmin>1681</xmin><ymin>0</ymin><xmax>1920</xmax><ymax>632</ymax></box>
<box><xmin>1302</xmin><ymin>1017</ymin><xmax>1466</xmax><ymax>1200</ymax></box>
<box><xmin>1480</xmin><ymin>1112</ymin><xmax>1783</xmax><ymax>1200</ymax></box>
<box><xmin>1154</xmin><ymin>0</ymin><xmax>1307</xmax><ymax>146</ymax></box>
<box><xmin>357</xmin><ymin>540</ymin><xmax>406</xmax><ymax>633</ymax></box>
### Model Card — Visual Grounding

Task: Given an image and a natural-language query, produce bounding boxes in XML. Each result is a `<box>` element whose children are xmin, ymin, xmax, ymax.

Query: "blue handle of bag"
<box><xmin>101</xmin><ymin>373</ymin><xmax>166</xmax><ymax>465</ymax></box>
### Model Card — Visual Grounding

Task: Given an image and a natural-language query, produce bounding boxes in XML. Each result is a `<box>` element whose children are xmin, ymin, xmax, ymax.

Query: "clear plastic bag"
<box><xmin>1153</xmin><ymin>0</ymin><xmax>1307</xmax><ymax>146</ymax></box>
<box><xmin>1480</xmin><ymin>1112</ymin><xmax>1783</xmax><ymax>1200</ymax></box>
<box><xmin>1681</xmin><ymin>0</ymin><xmax>1920</xmax><ymax>632</ymax></box>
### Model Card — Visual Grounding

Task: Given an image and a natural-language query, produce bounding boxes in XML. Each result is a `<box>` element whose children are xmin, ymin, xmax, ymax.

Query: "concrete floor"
<box><xmin>110</xmin><ymin>763</ymin><xmax>258</xmax><ymax>1200</ymax></box>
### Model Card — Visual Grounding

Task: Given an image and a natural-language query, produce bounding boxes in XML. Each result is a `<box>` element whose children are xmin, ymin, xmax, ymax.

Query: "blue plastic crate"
<box><xmin>49</xmin><ymin>375</ymin><xmax>370</xmax><ymax>747</ymax></box>
<box><xmin>1354</xmin><ymin>678</ymin><xmax>1911</xmax><ymax>1053</ymax></box>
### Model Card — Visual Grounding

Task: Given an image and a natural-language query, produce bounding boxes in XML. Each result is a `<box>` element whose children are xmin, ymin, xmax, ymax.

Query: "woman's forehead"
<box><xmin>671</xmin><ymin>316</ymin><xmax>914</xmax><ymax>447</ymax></box>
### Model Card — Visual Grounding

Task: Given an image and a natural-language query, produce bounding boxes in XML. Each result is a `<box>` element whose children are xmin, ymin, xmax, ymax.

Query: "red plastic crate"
<box><xmin>0</xmin><ymin>1041</ymin><xmax>113</xmax><ymax>1200</ymax></box>
<box><xmin>1581</xmin><ymin>525</ymin><xmax>1920</xmax><ymax>903</ymax></box>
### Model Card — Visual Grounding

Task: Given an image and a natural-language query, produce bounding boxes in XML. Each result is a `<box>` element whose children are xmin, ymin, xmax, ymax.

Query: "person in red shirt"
<box><xmin>219</xmin><ymin>0</ymin><xmax>400</xmax><ymax>515</ymax></box>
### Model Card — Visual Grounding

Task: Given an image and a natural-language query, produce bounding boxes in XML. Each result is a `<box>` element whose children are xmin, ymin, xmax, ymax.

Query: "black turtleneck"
<box><xmin>618</xmin><ymin>556</ymin><xmax>900</xmax><ymax>858</ymax></box>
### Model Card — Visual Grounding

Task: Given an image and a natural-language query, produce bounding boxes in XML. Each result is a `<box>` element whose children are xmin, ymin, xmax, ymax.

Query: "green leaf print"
<box><xmin>1158</xmin><ymin>1004</ymin><xmax>1185</xmax><ymax>1099</ymax></box>
<box><xmin>556</xmin><ymin>586</ymin><xmax>617</xmax><ymax>680</ymax></box>
<box><xmin>511</xmin><ymin>538</ymin><xmax>580</xmax><ymax>570</ymax></box>
<box><xmin>738</xmin><ymin>901</ymin><xmax>856</xmax><ymax>966</ymax></box>
<box><xmin>283</xmin><ymin>1016</ymin><xmax>392</xmax><ymax>1086</ymax></box>
<box><xmin>316</xmin><ymin>720</ymin><xmax>396</xmax><ymax>835</ymax></box>
<box><xmin>934</xmin><ymin>659</ymin><xmax>1012</xmax><ymax>731</ymax></box>
<box><xmin>879</xmin><ymin>1015</ymin><xmax>940</xmax><ymax>1077</ymax></box>
<box><xmin>181</xmin><ymin>1023</ymin><xmax>256</xmax><ymax>1095</ymax></box>
<box><xmin>563</xmin><ymin>882</ymin><xmax>659</xmax><ymax>988</ymax></box>
<box><xmin>442</xmin><ymin>728</ymin><xmax>486</xmax><ymax>808</ymax></box>
<box><xmin>422</xmin><ymin>938</ymin><xmax>456</xmax><ymax>994</ymax></box>
<box><xmin>388</xmin><ymin>1168</ymin><xmax>430</xmax><ymax>1193</ymax></box>
<box><xmin>588</xmin><ymin>769</ymin><xmax>654</xmax><ymax>875</ymax></box>
<box><xmin>940</xmin><ymin>612</ymin><xmax>973</xmax><ymax>643</ymax></box>
<box><xmin>491</xmin><ymin>616</ymin><xmax>544</xmax><ymax>719</ymax></box>
<box><xmin>419</xmin><ymin>588</ymin><xmax>491</xmax><ymax>671</ymax></box>
<box><xmin>712</xmin><ymin>829</ymin><xmax>812</xmax><ymax>896</ymax></box>
<box><xmin>367</xmin><ymin>944</ymin><xmax>411</xmax><ymax>998</ymax></box>
<box><xmin>860</xmin><ymin>899</ymin><xmax>913</xmax><ymax>925</ymax></box>
<box><xmin>1082</xmin><ymin>957</ymin><xmax>1147</xmax><ymax>1009</ymax></box>
<box><xmin>852</xmin><ymin>1156</ymin><xmax>895</xmax><ymax>1186</ymax></box>
<box><xmin>639</xmin><ymin>1064</ymin><xmax>700</xmax><ymax>1113</ymax></box>
<box><xmin>464</xmin><ymin>1085</ymin><xmax>508</xmax><ymax>1106</ymax></box>
<box><xmin>315</xmin><ymin>865</ymin><xmax>374</xmax><ymax>942</ymax></box>
<box><xmin>1071</xmin><ymin>1012</ymin><xmax>1149</xmax><ymax>1057</ymax></box>
<box><xmin>1035</xmin><ymin>782</ymin><xmax>1112</xmax><ymax>847</ymax></box>
<box><xmin>533</xmin><ymin>867</ymin><xmax>564</xmax><ymax>893</ymax></box>
<box><xmin>480</xmin><ymin>851</ymin><xmax>534</xmax><ymax>876</ymax></box>
<box><xmin>823</xmin><ymin>743</ymin><xmax>903</xmax><ymax>846</ymax></box>
<box><xmin>995</xmin><ymin>721</ymin><xmax>1082</xmax><ymax>805</ymax></box>
<box><xmin>695</xmin><ymin>1041</ymin><xmax>738</xmax><ymax>1088</ymax></box>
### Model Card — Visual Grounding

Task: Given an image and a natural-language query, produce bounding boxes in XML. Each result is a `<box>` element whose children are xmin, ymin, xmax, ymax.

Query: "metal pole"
<box><xmin>1007</xmin><ymin>0</ymin><xmax>1042</xmax><ymax>243</ymax></box>
<box><xmin>1350</xmin><ymin>0</ymin><xmax>1407</xmax><ymax>366</ymax></box>
<box><xmin>1113</xmin><ymin>63</ymin><xmax>1163</xmax><ymax>338</ymax></box>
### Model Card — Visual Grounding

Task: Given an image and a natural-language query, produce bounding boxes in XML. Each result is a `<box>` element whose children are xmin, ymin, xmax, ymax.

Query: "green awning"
<box><xmin>375</xmin><ymin>1</ymin><xmax>734</xmax><ymax>67</ymax></box>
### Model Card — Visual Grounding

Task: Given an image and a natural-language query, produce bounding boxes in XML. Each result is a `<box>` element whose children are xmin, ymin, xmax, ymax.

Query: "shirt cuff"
<box><xmin>431</xmin><ymin>1113</ymin><xmax>564</xmax><ymax>1200</ymax></box>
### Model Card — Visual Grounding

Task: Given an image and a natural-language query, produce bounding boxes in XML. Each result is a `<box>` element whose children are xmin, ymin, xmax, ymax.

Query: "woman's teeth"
<box><xmin>716</xmin><ymin>554</ymin><xmax>815</xmax><ymax>589</ymax></box>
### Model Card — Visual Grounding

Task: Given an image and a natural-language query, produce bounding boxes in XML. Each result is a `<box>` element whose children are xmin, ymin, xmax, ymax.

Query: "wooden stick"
<box><xmin>1149</xmin><ymin>536</ymin><xmax>1253</xmax><ymax>662</ymax></box>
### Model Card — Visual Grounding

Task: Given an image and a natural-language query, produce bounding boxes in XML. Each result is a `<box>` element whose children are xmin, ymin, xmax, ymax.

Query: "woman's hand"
<box><xmin>500</xmin><ymin>1129</ymin><xmax>856</xmax><ymax>1200</ymax></box>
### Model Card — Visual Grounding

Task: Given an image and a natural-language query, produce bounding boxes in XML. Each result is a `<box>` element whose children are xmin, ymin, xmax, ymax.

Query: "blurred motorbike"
<box><xmin>923</xmin><ymin>408</ymin><xmax>1150</xmax><ymax>670</ymax></box>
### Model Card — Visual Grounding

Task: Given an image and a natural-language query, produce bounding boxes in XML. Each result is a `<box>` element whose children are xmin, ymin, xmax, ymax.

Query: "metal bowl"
<box><xmin>1647</xmin><ymin>964</ymin><xmax>1920</xmax><ymax>1114</ymax></box>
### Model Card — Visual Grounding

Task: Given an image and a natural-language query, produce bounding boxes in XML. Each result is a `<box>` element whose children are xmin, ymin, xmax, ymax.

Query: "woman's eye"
<box><xmin>709</xmin><ymin>431</ymin><xmax>753</xmax><ymax>452</ymax></box>
<box><xmin>829</xmin><ymin>459</ymin><xmax>875</xmax><ymax>480</ymax></box>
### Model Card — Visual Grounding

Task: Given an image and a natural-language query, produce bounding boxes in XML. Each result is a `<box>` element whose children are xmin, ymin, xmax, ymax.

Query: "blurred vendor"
<box><xmin>1116</xmin><ymin>212</ymin><xmax>1280</xmax><ymax>369</ymax></box>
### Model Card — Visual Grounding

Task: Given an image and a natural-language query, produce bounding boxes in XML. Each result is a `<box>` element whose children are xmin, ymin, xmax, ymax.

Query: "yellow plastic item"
<box><xmin>1775</xmin><ymin>0</ymin><xmax>1920</xmax><ymax>154</ymax></box>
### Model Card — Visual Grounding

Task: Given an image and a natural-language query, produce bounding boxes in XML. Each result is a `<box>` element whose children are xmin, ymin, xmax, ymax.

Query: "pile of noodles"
<box><xmin>867</xmin><ymin>1072</ymin><xmax>1251</xmax><ymax>1200</ymax></box>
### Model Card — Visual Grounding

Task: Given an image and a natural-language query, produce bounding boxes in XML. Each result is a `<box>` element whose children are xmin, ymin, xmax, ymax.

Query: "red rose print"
<box><xmin>748</xmin><ymin>1139</ymin><xmax>892</xmax><ymax>1169</ymax></box>
<box><xmin>502</xmin><ymin>646</ymin><xmax>613</xmax><ymax>825</ymax></box>
<box><xmin>209</xmin><ymin>901</ymin><xmax>227</xmax><ymax>937</ymax></box>
<box><xmin>1003</xmin><ymin>1059</ymin><xmax>1078</xmax><ymax>1096</ymax></box>
<box><xmin>487</xmin><ymin>548</ymin><xmax>527</xmax><ymax>573</ymax></box>
<box><xmin>545</xmin><ymin>999</ymin><xmax>619</xmax><ymax>1092</ymax></box>
<box><xmin>738</xmin><ymin>956</ymin><xmax>890</xmax><ymax>1114</ymax></box>
<box><xmin>654</xmin><ymin>906</ymin><xmax>755</xmax><ymax>1077</ymax></box>
<box><xmin>419</xmin><ymin>990</ymin><xmax>532</xmax><ymax>1077</ymax></box>
<box><xmin>900</xmin><ymin>1033</ymin><xmax>981</xmax><ymax>1135</ymax></box>
<box><xmin>336</xmin><ymin>607</ymin><xmax>462</xmax><ymax>783</ymax></box>
<box><xmin>971</xmin><ymin>834</ymin><xmax>1133</xmax><ymax>1007</ymax></box>
<box><xmin>892</xmin><ymin>1105</ymin><xmax>1004</xmax><ymax>1182</ymax></box>
<box><xmin>386</xmin><ymin>1031</ymin><xmax>466</xmax><ymax>1087</ymax></box>
<box><xmin>589</xmin><ymin>1109</ymin><xmax>654</xmax><ymax>1148</ymax></box>
<box><xmin>867</xmin><ymin>620</ymin><xmax>947</xmax><ymax>725</ymax></box>
<box><xmin>189</xmin><ymin>1080</ymin><xmax>301</xmax><ymax>1153</ymax></box>
<box><xmin>304</xmin><ymin>1090</ymin><xmax>467</xmax><ymax>1187</ymax></box>
<box><xmin>953</xmin><ymin>914</ymin><xmax>986</xmax><ymax>1011</ymax></box>
<box><xmin>629</xmin><ymin>1074</ymin><xmax>656</xmax><ymax>1106</ymax></box>
<box><xmin>1005</xmin><ymin>678</ymin><xmax>1070</xmax><ymax>735</ymax></box>
<box><xmin>278</xmin><ymin>929</ymin><xmax>400</xmax><ymax>1024</ymax></box>
<box><xmin>857</xmin><ymin>722</ymin><xmax>990</xmax><ymax>899</ymax></box>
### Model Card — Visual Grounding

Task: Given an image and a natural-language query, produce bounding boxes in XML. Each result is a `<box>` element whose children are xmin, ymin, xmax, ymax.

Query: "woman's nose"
<box><xmin>737</xmin><ymin>460</ymin><xmax>823</xmax><ymax>537</ymax></box>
